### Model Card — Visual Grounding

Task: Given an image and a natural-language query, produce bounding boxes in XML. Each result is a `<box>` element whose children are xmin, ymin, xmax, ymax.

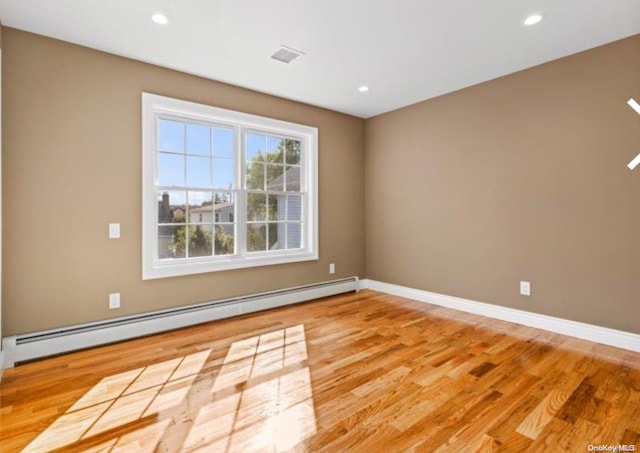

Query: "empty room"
<box><xmin>0</xmin><ymin>1</ymin><xmax>639</xmax><ymax>452</ymax></box>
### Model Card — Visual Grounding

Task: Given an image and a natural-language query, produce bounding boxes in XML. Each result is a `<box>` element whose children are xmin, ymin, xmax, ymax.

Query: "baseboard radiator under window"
<box><xmin>2</xmin><ymin>277</ymin><xmax>359</xmax><ymax>368</ymax></box>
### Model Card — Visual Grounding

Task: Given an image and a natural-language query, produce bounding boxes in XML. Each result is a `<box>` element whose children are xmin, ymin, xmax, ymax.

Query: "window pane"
<box><xmin>214</xmin><ymin>190</ymin><xmax>234</xmax><ymax>205</ymax></box>
<box><xmin>188</xmin><ymin>191</ymin><xmax>213</xmax><ymax>224</ymax></box>
<box><xmin>246</xmin><ymin>164</ymin><xmax>265</xmax><ymax>190</ymax></box>
<box><xmin>187</xmin><ymin>225</ymin><xmax>213</xmax><ymax>258</ymax></box>
<box><xmin>266</xmin><ymin>165</ymin><xmax>284</xmax><ymax>191</ymax></box>
<box><xmin>285</xmin><ymin>166</ymin><xmax>301</xmax><ymax>192</ymax></box>
<box><xmin>215</xmin><ymin>199</ymin><xmax>234</xmax><ymax>223</ymax></box>
<box><xmin>267</xmin><ymin>136</ymin><xmax>284</xmax><ymax>163</ymax></box>
<box><xmin>284</xmin><ymin>139</ymin><xmax>301</xmax><ymax>165</ymax></box>
<box><xmin>186</xmin><ymin>156</ymin><xmax>212</xmax><ymax>188</ymax></box>
<box><xmin>213</xmin><ymin>158</ymin><xmax>234</xmax><ymax>190</ymax></box>
<box><xmin>247</xmin><ymin>223</ymin><xmax>267</xmax><ymax>252</ymax></box>
<box><xmin>158</xmin><ymin>225</ymin><xmax>186</xmax><ymax>259</ymax></box>
<box><xmin>267</xmin><ymin>195</ymin><xmax>281</xmax><ymax>221</ymax></box>
<box><xmin>213</xmin><ymin>128</ymin><xmax>234</xmax><ymax>158</ymax></box>
<box><xmin>246</xmin><ymin>133</ymin><xmax>266</xmax><ymax>162</ymax></box>
<box><xmin>247</xmin><ymin>193</ymin><xmax>266</xmax><ymax>221</ymax></box>
<box><xmin>214</xmin><ymin>224</ymin><xmax>235</xmax><ymax>256</ymax></box>
<box><xmin>286</xmin><ymin>195</ymin><xmax>302</xmax><ymax>221</ymax></box>
<box><xmin>287</xmin><ymin>223</ymin><xmax>302</xmax><ymax>249</ymax></box>
<box><xmin>187</xmin><ymin>124</ymin><xmax>210</xmax><ymax>156</ymax></box>
<box><xmin>158</xmin><ymin>153</ymin><xmax>185</xmax><ymax>187</ymax></box>
<box><xmin>158</xmin><ymin>191</ymin><xmax>186</xmax><ymax>224</ymax></box>
<box><xmin>269</xmin><ymin>222</ymin><xmax>284</xmax><ymax>250</ymax></box>
<box><xmin>158</xmin><ymin>119</ymin><xmax>184</xmax><ymax>152</ymax></box>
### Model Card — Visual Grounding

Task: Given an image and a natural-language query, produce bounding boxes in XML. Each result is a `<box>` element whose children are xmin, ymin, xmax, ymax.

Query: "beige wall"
<box><xmin>2</xmin><ymin>28</ymin><xmax>365</xmax><ymax>335</ymax></box>
<box><xmin>366</xmin><ymin>34</ymin><xmax>640</xmax><ymax>334</ymax></box>
<box><xmin>3</xmin><ymin>25</ymin><xmax>639</xmax><ymax>338</ymax></box>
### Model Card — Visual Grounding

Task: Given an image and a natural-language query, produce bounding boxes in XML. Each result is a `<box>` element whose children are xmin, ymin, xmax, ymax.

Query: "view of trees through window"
<box><xmin>156</xmin><ymin>119</ymin><xmax>303</xmax><ymax>260</ymax></box>
<box><xmin>158</xmin><ymin>190</ymin><xmax>236</xmax><ymax>259</ymax></box>
<box><xmin>245</xmin><ymin>133</ymin><xmax>302</xmax><ymax>253</ymax></box>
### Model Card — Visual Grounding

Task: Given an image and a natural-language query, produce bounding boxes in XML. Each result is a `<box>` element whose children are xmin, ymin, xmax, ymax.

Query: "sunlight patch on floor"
<box><xmin>21</xmin><ymin>324</ymin><xmax>316</xmax><ymax>452</ymax></box>
<box><xmin>211</xmin><ymin>324</ymin><xmax>308</xmax><ymax>393</ymax></box>
<box><xmin>22</xmin><ymin>349</ymin><xmax>211</xmax><ymax>453</ymax></box>
<box><xmin>183</xmin><ymin>324</ymin><xmax>317</xmax><ymax>452</ymax></box>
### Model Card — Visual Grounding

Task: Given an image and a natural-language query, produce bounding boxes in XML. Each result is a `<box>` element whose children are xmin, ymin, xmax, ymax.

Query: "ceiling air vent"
<box><xmin>270</xmin><ymin>45</ymin><xmax>305</xmax><ymax>64</ymax></box>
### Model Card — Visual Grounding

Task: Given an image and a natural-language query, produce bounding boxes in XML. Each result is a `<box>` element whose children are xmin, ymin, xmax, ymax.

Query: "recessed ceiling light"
<box><xmin>523</xmin><ymin>13</ymin><xmax>544</xmax><ymax>26</ymax></box>
<box><xmin>358</xmin><ymin>86</ymin><xmax>369</xmax><ymax>93</ymax></box>
<box><xmin>151</xmin><ymin>13</ymin><xmax>168</xmax><ymax>25</ymax></box>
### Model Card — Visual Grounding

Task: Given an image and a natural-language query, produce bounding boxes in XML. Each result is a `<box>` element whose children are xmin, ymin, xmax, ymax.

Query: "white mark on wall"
<box><xmin>628</xmin><ymin>98</ymin><xmax>640</xmax><ymax>170</ymax></box>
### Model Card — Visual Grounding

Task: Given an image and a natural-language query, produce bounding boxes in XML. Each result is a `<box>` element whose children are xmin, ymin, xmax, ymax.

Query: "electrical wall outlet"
<box><xmin>520</xmin><ymin>281</ymin><xmax>531</xmax><ymax>296</ymax></box>
<box><xmin>109</xmin><ymin>223</ymin><xmax>121</xmax><ymax>239</ymax></box>
<box><xmin>109</xmin><ymin>292</ymin><xmax>121</xmax><ymax>309</ymax></box>
<box><xmin>329</xmin><ymin>263</ymin><xmax>336</xmax><ymax>274</ymax></box>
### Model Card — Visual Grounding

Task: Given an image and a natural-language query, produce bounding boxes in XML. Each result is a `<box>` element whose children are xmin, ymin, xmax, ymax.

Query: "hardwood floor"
<box><xmin>1</xmin><ymin>289</ymin><xmax>639</xmax><ymax>452</ymax></box>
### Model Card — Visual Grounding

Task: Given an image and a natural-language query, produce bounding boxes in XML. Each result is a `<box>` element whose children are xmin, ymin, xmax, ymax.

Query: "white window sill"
<box><xmin>143</xmin><ymin>251</ymin><xmax>319</xmax><ymax>280</ymax></box>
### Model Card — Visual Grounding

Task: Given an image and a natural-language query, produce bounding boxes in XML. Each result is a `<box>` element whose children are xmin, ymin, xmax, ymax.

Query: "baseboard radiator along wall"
<box><xmin>360</xmin><ymin>279</ymin><xmax>640</xmax><ymax>353</ymax></box>
<box><xmin>4</xmin><ymin>276</ymin><xmax>639</xmax><ymax>369</ymax></box>
<box><xmin>1</xmin><ymin>277</ymin><xmax>359</xmax><ymax>368</ymax></box>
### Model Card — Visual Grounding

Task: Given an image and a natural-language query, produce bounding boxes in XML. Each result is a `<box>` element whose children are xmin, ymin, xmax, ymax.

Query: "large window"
<box><xmin>142</xmin><ymin>94</ymin><xmax>318</xmax><ymax>279</ymax></box>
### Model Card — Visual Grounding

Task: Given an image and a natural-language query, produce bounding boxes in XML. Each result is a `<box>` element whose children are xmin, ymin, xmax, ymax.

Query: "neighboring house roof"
<box><xmin>189</xmin><ymin>203</ymin><xmax>234</xmax><ymax>214</ymax></box>
<box><xmin>269</xmin><ymin>166</ymin><xmax>300</xmax><ymax>191</ymax></box>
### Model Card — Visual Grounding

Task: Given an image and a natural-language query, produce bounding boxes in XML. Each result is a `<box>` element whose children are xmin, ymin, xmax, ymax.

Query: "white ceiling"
<box><xmin>0</xmin><ymin>0</ymin><xmax>639</xmax><ymax>118</ymax></box>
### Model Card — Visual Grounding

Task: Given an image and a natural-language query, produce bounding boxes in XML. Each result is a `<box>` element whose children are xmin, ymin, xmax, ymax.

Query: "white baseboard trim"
<box><xmin>2</xmin><ymin>277</ymin><xmax>358</xmax><ymax>368</ymax></box>
<box><xmin>360</xmin><ymin>279</ymin><xmax>640</xmax><ymax>353</ymax></box>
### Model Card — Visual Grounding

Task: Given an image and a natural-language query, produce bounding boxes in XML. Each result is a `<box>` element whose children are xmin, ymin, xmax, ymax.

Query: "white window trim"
<box><xmin>142</xmin><ymin>93</ymin><xmax>319</xmax><ymax>280</ymax></box>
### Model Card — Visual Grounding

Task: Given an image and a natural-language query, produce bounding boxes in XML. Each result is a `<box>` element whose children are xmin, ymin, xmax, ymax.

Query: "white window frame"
<box><xmin>142</xmin><ymin>93</ymin><xmax>318</xmax><ymax>280</ymax></box>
